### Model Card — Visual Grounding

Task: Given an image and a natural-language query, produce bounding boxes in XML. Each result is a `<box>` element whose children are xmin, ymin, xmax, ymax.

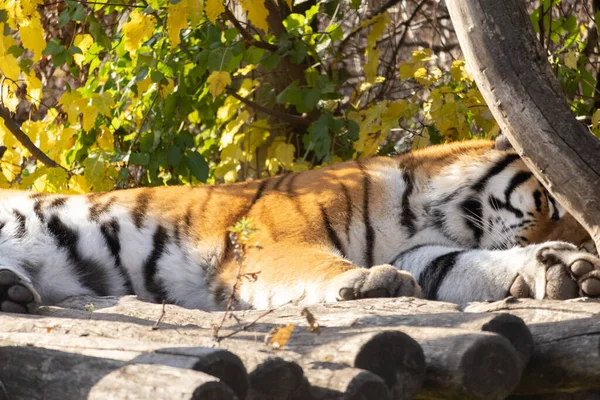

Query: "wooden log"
<box><xmin>399</xmin><ymin>328</ymin><xmax>521</xmax><ymax>400</ymax></box>
<box><xmin>284</xmin><ymin>329</ymin><xmax>426</xmax><ymax>400</ymax></box>
<box><xmin>50</xmin><ymin>295</ymin><xmax>533</xmax><ymax>370</ymax></box>
<box><xmin>303</xmin><ymin>366</ymin><xmax>392</xmax><ymax>400</ymax></box>
<box><xmin>0</xmin><ymin>345</ymin><xmax>237</xmax><ymax>400</ymax></box>
<box><xmin>464</xmin><ymin>298</ymin><xmax>600</xmax><ymax>324</ymax></box>
<box><xmin>513</xmin><ymin>318</ymin><xmax>600</xmax><ymax>394</ymax></box>
<box><xmin>0</xmin><ymin>333</ymin><xmax>248</xmax><ymax>400</ymax></box>
<box><xmin>247</xmin><ymin>357</ymin><xmax>312</xmax><ymax>400</ymax></box>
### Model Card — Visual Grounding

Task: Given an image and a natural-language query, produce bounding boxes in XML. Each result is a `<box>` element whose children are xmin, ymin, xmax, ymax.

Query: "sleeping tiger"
<box><xmin>0</xmin><ymin>139</ymin><xmax>599</xmax><ymax>314</ymax></box>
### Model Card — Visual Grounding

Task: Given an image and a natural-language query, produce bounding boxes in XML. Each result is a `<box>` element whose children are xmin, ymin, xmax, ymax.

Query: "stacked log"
<box><xmin>0</xmin><ymin>296</ymin><xmax>597</xmax><ymax>399</ymax></box>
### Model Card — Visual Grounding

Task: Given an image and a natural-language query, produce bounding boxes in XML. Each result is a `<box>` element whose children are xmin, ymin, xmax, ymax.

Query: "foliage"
<box><xmin>0</xmin><ymin>0</ymin><xmax>596</xmax><ymax>193</ymax></box>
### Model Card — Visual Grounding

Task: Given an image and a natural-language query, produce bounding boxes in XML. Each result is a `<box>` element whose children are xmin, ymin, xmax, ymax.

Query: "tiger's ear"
<box><xmin>493</xmin><ymin>132</ymin><xmax>513</xmax><ymax>151</ymax></box>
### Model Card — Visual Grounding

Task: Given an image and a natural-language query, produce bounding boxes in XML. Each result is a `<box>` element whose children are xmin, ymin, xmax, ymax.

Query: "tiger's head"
<box><xmin>430</xmin><ymin>148</ymin><xmax>590</xmax><ymax>251</ymax></box>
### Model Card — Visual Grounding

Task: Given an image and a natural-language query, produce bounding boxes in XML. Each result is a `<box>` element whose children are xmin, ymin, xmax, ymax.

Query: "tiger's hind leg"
<box><xmin>0</xmin><ymin>268</ymin><xmax>41</xmax><ymax>314</ymax></box>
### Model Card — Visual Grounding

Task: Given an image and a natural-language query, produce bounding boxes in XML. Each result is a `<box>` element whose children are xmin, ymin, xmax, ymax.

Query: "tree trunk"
<box><xmin>445</xmin><ymin>0</ymin><xmax>600</xmax><ymax>252</ymax></box>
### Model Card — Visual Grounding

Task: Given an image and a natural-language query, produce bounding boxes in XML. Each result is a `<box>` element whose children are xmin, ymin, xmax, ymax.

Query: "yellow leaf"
<box><xmin>19</xmin><ymin>13</ymin><xmax>46</xmax><ymax>61</ymax></box>
<box><xmin>240</xmin><ymin>0</ymin><xmax>269</xmax><ymax>33</ymax></box>
<box><xmin>82</xmin><ymin>105</ymin><xmax>99</xmax><ymax>131</ymax></box>
<box><xmin>217</xmin><ymin>95</ymin><xmax>240</xmax><ymax>121</ymax></box>
<box><xmin>364</xmin><ymin>47</ymin><xmax>379</xmax><ymax>83</ymax></box>
<box><xmin>367</xmin><ymin>11</ymin><xmax>389</xmax><ymax>48</ymax></box>
<box><xmin>238</xmin><ymin>78</ymin><xmax>259</xmax><ymax>97</ymax></box>
<box><xmin>92</xmin><ymin>92</ymin><xmax>114</xmax><ymax>116</ymax></box>
<box><xmin>1</xmin><ymin>82</ymin><xmax>19</xmax><ymax>113</ymax></box>
<box><xmin>122</xmin><ymin>10</ymin><xmax>156</xmax><ymax>55</ymax></box>
<box><xmin>234</xmin><ymin>64</ymin><xmax>258</xmax><ymax>76</ymax></box>
<box><xmin>411</xmin><ymin>130</ymin><xmax>430</xmax><ymax>150</ymax></box>
<box><xmin>83</xmin><ymin>151</ymin><xmax>116</xmax><ymax>192</ymax></box>
<box><xmin>24</xmin><ymin>70</ymin><xmax>43</xmax><ymax>104</ymax></box>
<box><xmin>246</xmin><ymin>119</ymin><xmax>270</xmax><ymax>155</ymax></box>
<box><xmin>159</xmin><ymin>79</ymin><xmax>175</xmax><ymax>97</ymax></box>
<box><xmin>0</xmin><ymin>117</ymin><xmax>16</xmax><ymax>148</ymax></box>
<box><xmin>564</xmin><ymin>51</ymin><xmax>578</xmax><ymax>70</ymax></box>
<box><xmin>0</xmin><ymin>28</ymin><xmax>21</xmax><ymax>81</ymax></box>
<box><xmin>269</xmin><ymin>324</ymin><xmax>294</xmax><ymax>350</ymax></box>
<box><xmin>450</xmin><ymin>59</ymin><xmax>469</xmax><ymax>82</ymax></box>
<box><xmin>167</xmin><ymin>0</ymin><xmax>188</xmax><ymax>48</ymax></box>
<box><xmin>73</xmin><ymin>34</ymin><xmax>94</xmax><ymax>67</ymax></box>
<box><xmin>96</xmin><ymin>126</ymin><xmax>114</xmax><ymax>151</ymax></box>
<box><xmin>207</xmin><ymin>71</ymin><xmax>231</xmax><ymax>100</ymax></box>
<box><xmin>220</xmin><ymin>110</ymin><xmax>249</xmax><ymax>146</ymax></box>
<box><xmin>68</xmin><ymin>174</ymin><xmax>89</xmax><ymax>194</ymax></box>
<box><xmin>214</xmin><ymin>161</ymin><xmax>239</xmax><ymax>182</ymax></box>
<box><xmin>1</xmin><ymin>149</ymin><xmax>22</xmax><ymax>181</ymax></box>
<box><xmin>205</xmin><ymin>0</ymin><xmax>225</xmax><ymax>24</ymax></box>
<box><xmin>136</xmin><ymin>77</ymin><xmax>154</xmax><ymax>96</ymax></box>
<box><xmin>267</xmin><ymin>137</ymin><xmax>295</xmax><ymax>171</ymax></box>
<box><xmin>59</xmin><ymin>91</ymin><xmax>86</xmax><ymax>125</ymax></box>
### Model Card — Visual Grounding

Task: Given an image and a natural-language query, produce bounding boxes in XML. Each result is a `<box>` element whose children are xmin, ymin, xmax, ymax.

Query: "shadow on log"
<box><xmin>0</xmin><ymin>346</ymin><xmax>237</xmax><ymax>400</ymax></box>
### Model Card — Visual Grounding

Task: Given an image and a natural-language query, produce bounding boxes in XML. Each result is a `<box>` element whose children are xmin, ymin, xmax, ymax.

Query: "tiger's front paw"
<box><xmin>0</xmin><ymin>269</ymin><xmax>41</xmax><ymax>314</ymax></box>
<box><xmin>332</xmin><ymin>265</ymin><xmax>423</xmax><ymax>301</ymax></box>
<box><xmin>510</xmin><ymin>242</ymin><xmax>600</xmax><ymax>300</ymax></box>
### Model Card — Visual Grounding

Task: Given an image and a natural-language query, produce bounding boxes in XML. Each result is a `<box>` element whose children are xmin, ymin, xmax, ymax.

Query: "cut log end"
<box><xmin>353</xmin><ymin>330</ymin><xmax>426</xmax><ymax>399</ymax></box>
<box><xmin>247</xmin><ymin>357</ymin><xmax>311</xmax><ymax>400</ymax></box>
<box><xmin>459</xmin><ymin>335</ymin><xmax>522</xmax><ymax>399</ymax></box>
<box><xmin>480</xmin><ymin>313</ymin><xmax>534</xmax><ymax>372</ymax></box>
<box><xmin>189</xmin><ymin>349</ymin><xmax>248</xmax><ymax>400</ymax></box>
<box><xmin>191</xmin><ymin>382</ymin><xmax>239</xmax><ymax>400</ymax></box>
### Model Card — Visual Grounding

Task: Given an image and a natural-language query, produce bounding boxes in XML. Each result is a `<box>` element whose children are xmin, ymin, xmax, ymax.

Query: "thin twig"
<box><xmin>216</xmin><ymin>309</ymin><xmax>275</xmax><ymax>341</ymax></box>
<box><xmin>0</xmin><ymin>106</ymin><xmax>67</xmax><ymax>170</ymax></box>
<box><xmin>127</xmin><ymin>93</ymin><xmax>159</xmax><ymax>156</ymax></box>
<box><xmin>226</xmin><ymin>88</ymin><xmax>312</xmax><ymax>126</ymax></box>
<box><xmin>151</xmin><ymin>300</ymin><xmax>166</xmax><ymax>331</ymax></box>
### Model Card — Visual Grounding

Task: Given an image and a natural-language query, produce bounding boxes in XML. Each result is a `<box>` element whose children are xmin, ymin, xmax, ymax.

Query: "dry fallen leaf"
<box><xmin>269</xmin><ymin>324</ymin><xmax>295</xmax><ymax>350</ymax></box>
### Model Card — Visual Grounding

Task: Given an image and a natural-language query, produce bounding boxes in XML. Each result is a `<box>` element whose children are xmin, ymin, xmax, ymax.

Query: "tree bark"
<box><xmin>445</xmin><ymin>0</ymin><xmax>600</xmax><ymax>252</ymax></box>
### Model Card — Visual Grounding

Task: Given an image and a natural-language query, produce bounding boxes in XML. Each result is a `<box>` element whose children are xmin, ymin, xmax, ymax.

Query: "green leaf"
<box><xmin>68</xmin><ymin>46</ymin><xmax>83</xmax><ymax>55</ymax></box>
<box><xmin>298</xmin><ymin>87</ymin><xmax>321</xmax><ymax>113</ymax></box>
<box><xmin>7</xmin><ymin>45</ymin><xmax>23</xmax><ymax>58</ymax></box>
<box><xmin>89</xmin><ymin>17</ymin><xmax>111</xmax><ymax>49</ymax></box>
<box><xmin>71</xmin><ymin>4</ymin><xmax>86</xmax><ymax>22</ymax></box>
<box><xmin>308</xmin><ymin>112</ymin><xmax>333</xmax><ymax>160</ymax></box>
<box><xmin>186</xmin><ymin>151</ymin><xmax>209</xmax><ymax>182</ymax></box>
<box><xmin>276</xmin><ymin>81</ymin><xmax>302</xmax><ymax>105</ymax></box>
<box><xmin>58</xmin><ymin>9</ymin><xmax>71</xmax><ymax>26</ymax></box>
<box><xmin>290</xmin><ymin>41</ymin><xmax>307</xmax><ymax>64</ymax></box>
<box><xmin>283</xmin><ymin>14</ymin><xmax>306</xmax><ymax>32</ymax></box>
<box><xmin>168</xmin><ymin>146</ymin><xmax>182</xmax><ymax>166</ymax></box>
<box><xmin>43</xmin><ymin>40</ymin><xmax>66</xmax><ymax>56</ymax></box>
<box><xmin>261</xmin><ymin>52</ymin><xmax>281</xmax><ymax>69</ymax></box>
<box><xmin>130</xmin><ymin>152</ymin><xmax>150</xmax><ymax>165</ymax></box>
<box><xmin>150</xmin><ymin>69</ymin><xmax>164</xmax><ymax>83</ymax></box>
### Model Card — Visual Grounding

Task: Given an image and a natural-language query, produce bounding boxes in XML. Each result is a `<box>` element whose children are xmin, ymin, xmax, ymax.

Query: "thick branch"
<box><xmin>223</xmin><ymin>8</ymin><xmax>278</xmax><ymax>51</ymax></box>
<box><xmin>0</xmin><ymin>107</ymin><xmax>67</xmax><ymax>171</ymax></box>
<box><xmin>446</xmin><ymin>0</ymin><xmax>600</xmax><ymax>253</ymax></box>
<box><xmin>225</xmin><ymin>88</ymin><xmax>312</xmax><ymax>126</ymax></box>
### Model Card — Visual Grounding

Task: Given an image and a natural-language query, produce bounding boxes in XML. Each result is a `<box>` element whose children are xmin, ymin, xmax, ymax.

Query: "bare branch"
<box><xmin>0</xmin><ymin>106</ymin><xmax>67</xmax><ymax>171</ymax></box>
<box><xmin>225</xmin><ymin>88</ymin><xmax>312</xmax><ymax>126</ymax></box>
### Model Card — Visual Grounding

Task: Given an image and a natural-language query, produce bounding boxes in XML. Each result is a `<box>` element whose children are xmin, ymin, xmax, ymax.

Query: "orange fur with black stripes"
<box><xmin>0</xmin><ymin>139</ymin><xmax>599</xmax><ymax>314</ymax></box>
